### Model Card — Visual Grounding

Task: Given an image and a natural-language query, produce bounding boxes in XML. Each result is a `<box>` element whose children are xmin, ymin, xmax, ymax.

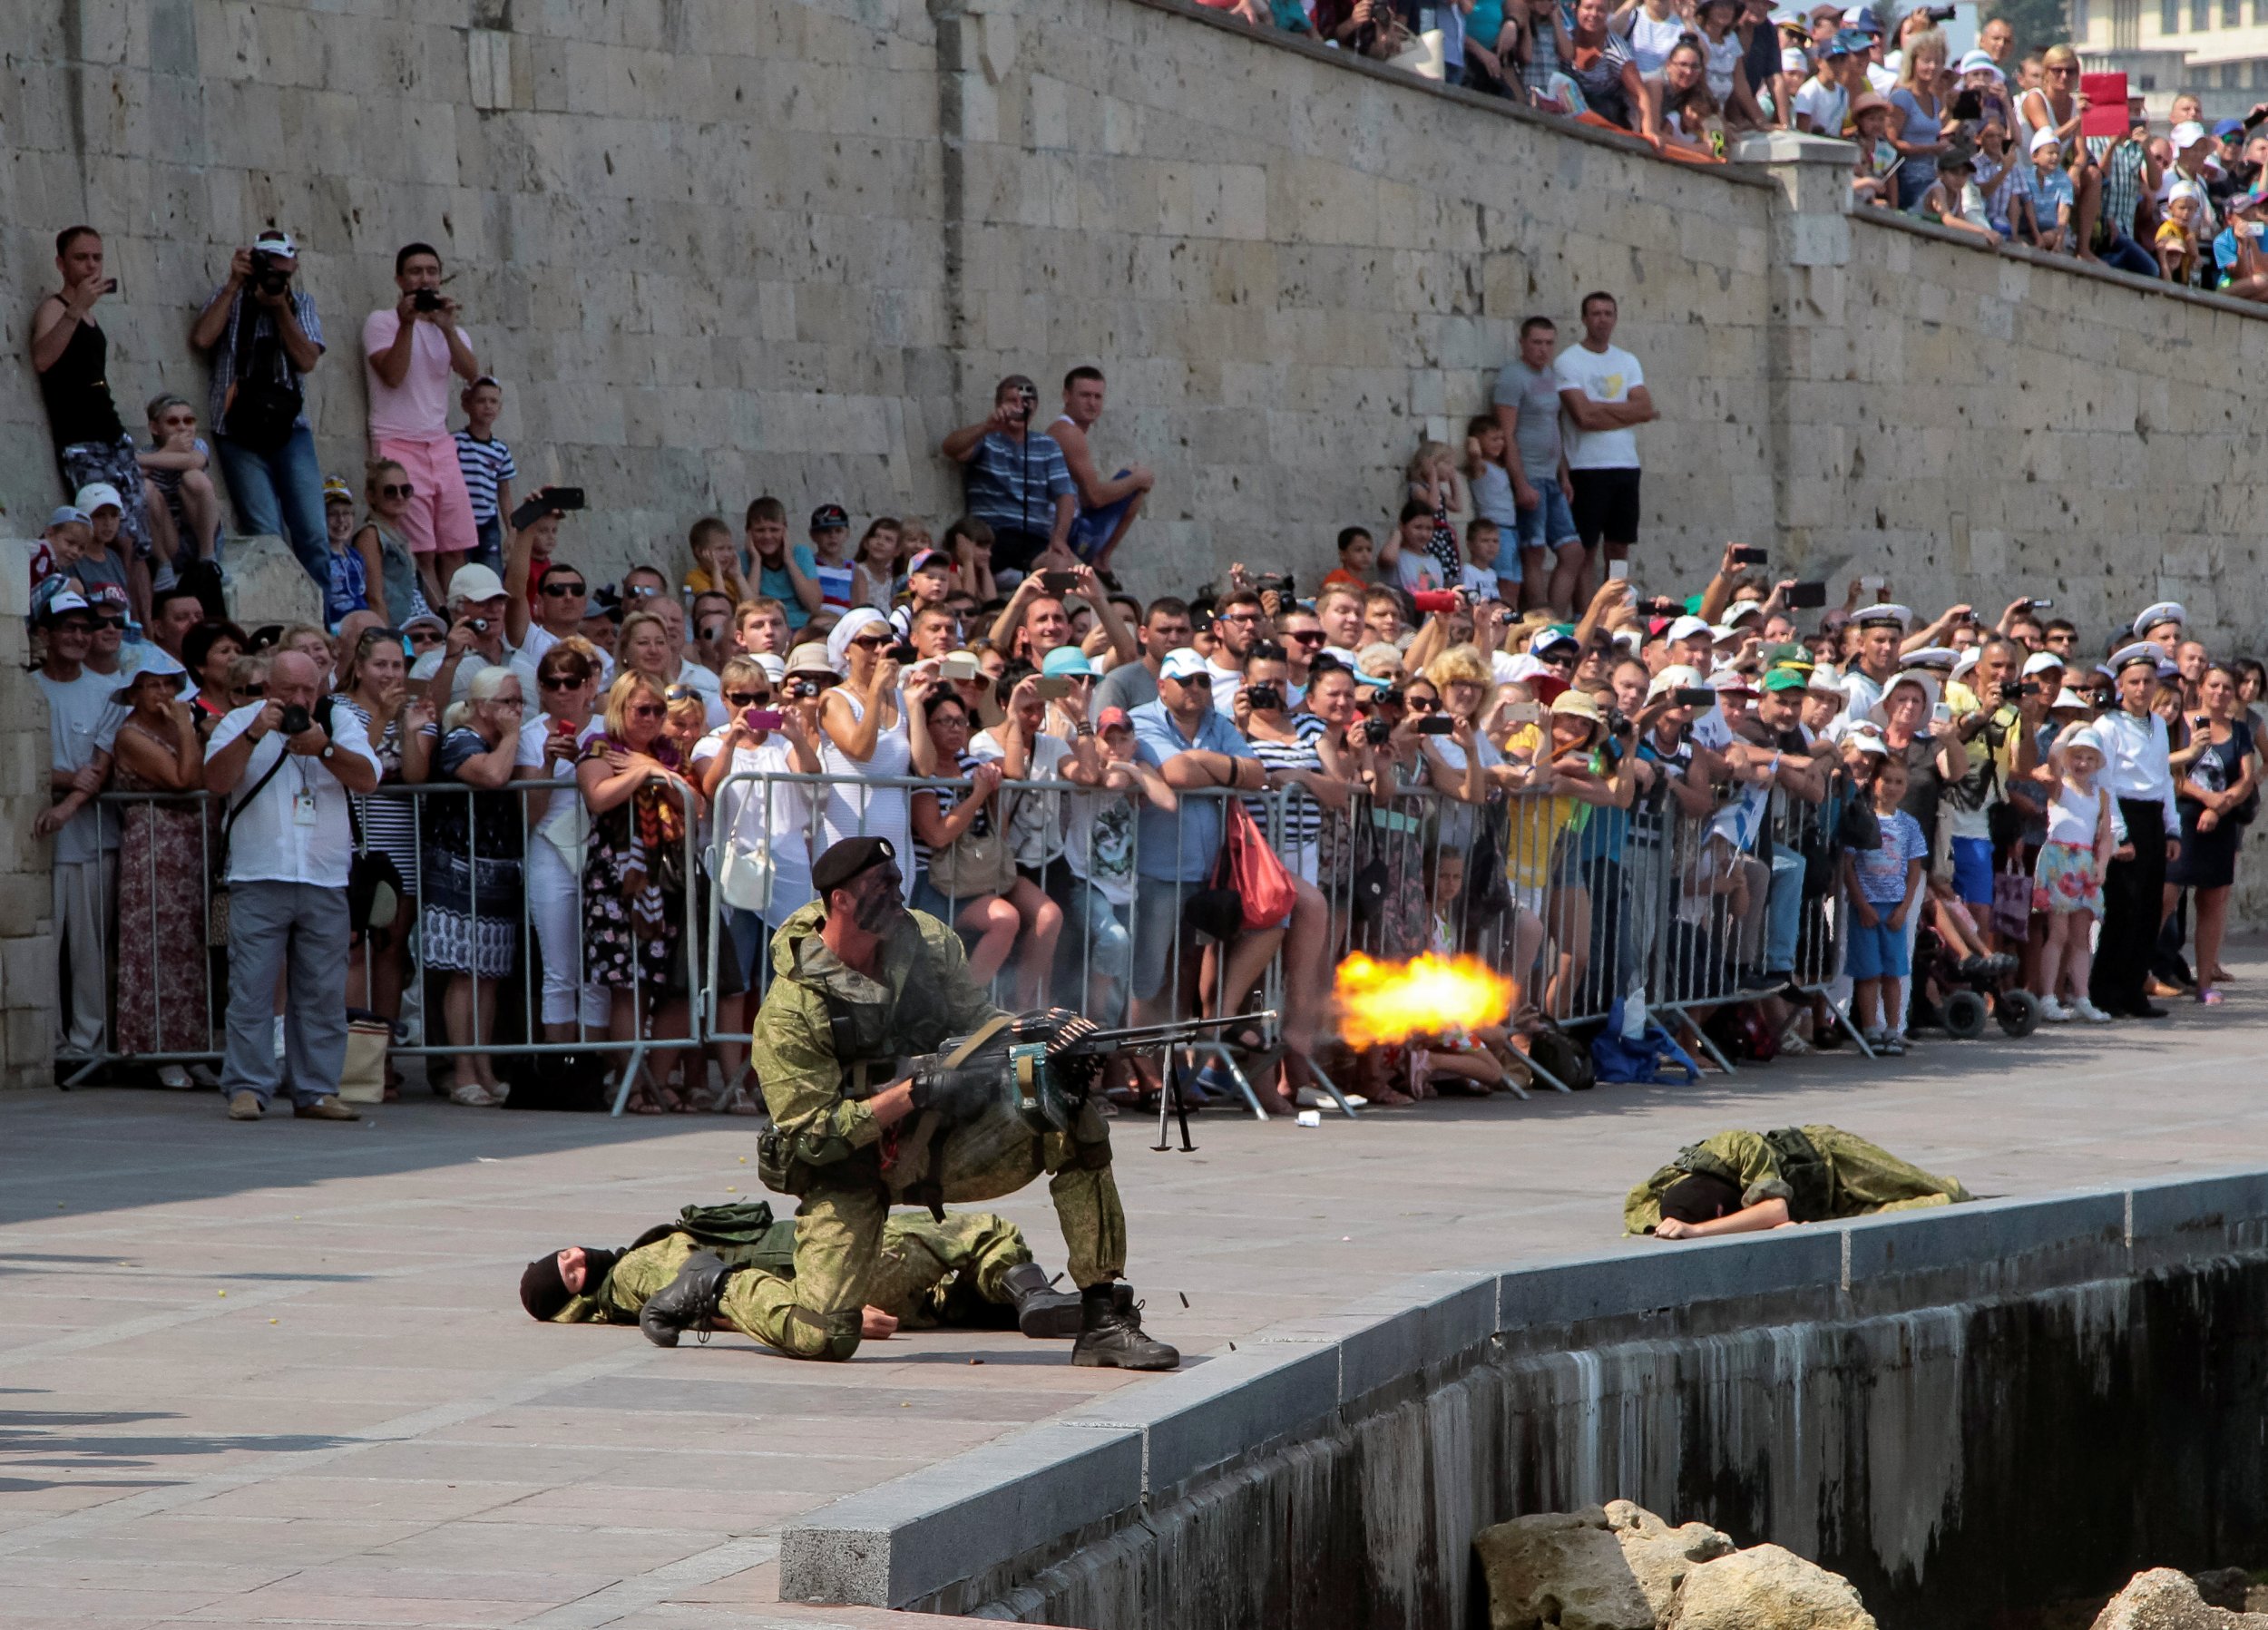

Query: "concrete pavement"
<box><xmin>8</xmin><ymin>949</ymin><xmax>2268</xmax><ymax>1628</ymax></box>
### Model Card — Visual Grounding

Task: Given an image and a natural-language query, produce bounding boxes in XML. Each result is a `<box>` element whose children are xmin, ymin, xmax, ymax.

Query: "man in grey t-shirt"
<box><xmin>1093</xmin><ymin>595</ymin><xmax>1193</xmax><ymax>716</ymax></box>
<box><xmin>1492</xmin><ymin>315</ymin><xmax>1582</xmax><ymax>613</ymax></box>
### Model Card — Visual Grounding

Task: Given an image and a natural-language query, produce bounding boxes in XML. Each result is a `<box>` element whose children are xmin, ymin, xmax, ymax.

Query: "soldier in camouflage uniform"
<box><xmin>517</xmin><ymin>1203</ymin><xmax>1082</xmax><ymax>1341</ymax></box>
<box><xmin>1625</xmin><ymin>1124</ymin><xmax>1975</xmax><ymax>1238</ymax></box>
<box><xmin>641</xmin><ymin>835</ymin><xmax>1176</xmax><ymax>1370</ymax></box>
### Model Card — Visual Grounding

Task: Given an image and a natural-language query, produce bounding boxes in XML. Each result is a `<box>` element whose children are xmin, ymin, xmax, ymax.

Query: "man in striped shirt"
<box><xmin>454</xmin><ymin>376</ymin><xmax>516</xmax><ymax>572</ymax></box>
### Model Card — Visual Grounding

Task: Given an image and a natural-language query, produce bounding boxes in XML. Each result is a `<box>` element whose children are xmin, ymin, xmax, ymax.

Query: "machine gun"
<box><xmin>912</xmin><ymin>1010</ymin><xmax>1277</xmax><ymax>1157</ymax></box>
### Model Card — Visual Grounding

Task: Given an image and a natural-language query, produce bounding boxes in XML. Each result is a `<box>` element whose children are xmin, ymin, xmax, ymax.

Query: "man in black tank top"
<box><xmin>31</xmin><ymin>227</ymin><xmax>156</xmax><ymax>610</ymax></box>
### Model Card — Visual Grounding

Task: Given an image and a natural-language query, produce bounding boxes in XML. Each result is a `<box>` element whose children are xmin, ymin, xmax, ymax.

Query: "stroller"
<box><xmin>1908</xmin><ymin>921</ymin><xmax>2038</xmax><ymax>1039</ymax></box>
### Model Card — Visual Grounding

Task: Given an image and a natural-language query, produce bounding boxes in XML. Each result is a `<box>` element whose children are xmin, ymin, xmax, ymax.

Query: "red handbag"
<box><xmin>1221</xmin><ymin>799</ymin><xmax>1297</xmax><ymax>931</ymax></box>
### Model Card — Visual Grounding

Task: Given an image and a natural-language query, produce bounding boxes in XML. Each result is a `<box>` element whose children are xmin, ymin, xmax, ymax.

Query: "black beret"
<box><xmin>520</xmin><ymin>1253</ymin><xmax>570</xmax><ymax>1321</ymax></box>
<box><xmin>813</xmin><ymin>835</ymin><xmax>896</xmax><ymax>896</ymax></box>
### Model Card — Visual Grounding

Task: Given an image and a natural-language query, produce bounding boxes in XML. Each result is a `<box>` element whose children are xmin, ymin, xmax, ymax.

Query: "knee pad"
<box><xmin>785</xmin><ymin>1304</ymin><xmax>863</xmax><ymax>1362</ymax></box>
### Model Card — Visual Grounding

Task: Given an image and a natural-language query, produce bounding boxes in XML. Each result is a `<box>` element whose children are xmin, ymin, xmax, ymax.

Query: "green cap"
<box><xmin>1762</xmin><ymin>669</ymin><xmax>1811</xmax><ymax>693</ymax></box>
<box><xmin>1763</xmin><ymin>642</ymin><xmax>1813</xmax><ymax>671</ymax></box>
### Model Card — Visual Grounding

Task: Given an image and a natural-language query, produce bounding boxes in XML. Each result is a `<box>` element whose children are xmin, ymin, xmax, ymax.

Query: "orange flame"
<box><xmin>1332</xmin><ymin>953</ymin><xmax>1515</xmax><ymax>1048</ymax></box>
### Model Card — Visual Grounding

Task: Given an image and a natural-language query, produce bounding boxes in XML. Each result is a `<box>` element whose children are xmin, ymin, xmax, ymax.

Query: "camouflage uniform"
<box><xmin>748</xmin><ymin>901</ymin><xmax>1125</xmax><ymax>1361</ymax></box>
<box><xmin>548</xmin><ymin>1211</ymin><xmax>1036</xmax><ymax>1333</ymax></box>
<box><xmin>1623</xmin><ymin>1124</ymin><xmax>1974</xmax><ymax>1235</ymax></box>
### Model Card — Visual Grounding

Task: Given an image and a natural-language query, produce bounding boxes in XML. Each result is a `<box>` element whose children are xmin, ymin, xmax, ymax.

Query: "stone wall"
<box><xmin>8</xmin><ymin>0</ymin><xmax>2267</xmax><ymax>645</ymax></box>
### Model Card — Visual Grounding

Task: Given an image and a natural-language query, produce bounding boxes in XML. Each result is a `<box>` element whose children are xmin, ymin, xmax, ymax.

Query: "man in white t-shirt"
<box><xmin>1554</xmin><ymin>291</ymin><xmax>1657</xmax><ymax>610</ymax></box>
<box><xmin>203</xmin><ymin>649</ymin><xmax>381</xmax><ymax>1120</ymax></box>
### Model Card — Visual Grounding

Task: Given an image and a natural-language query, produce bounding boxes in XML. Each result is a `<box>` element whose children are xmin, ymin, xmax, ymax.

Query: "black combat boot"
<box><xmin>1070</xmin><ymin>1282</ymin><xmax>1179</xmax><ymax>1370</ymax></box>
<box><xmin>1002</xmin><ymin>1262</ymin><xmax>1084</xmax><ymax>1339</ymax></box>
<box><xmin>639</xmin><ymin>1251</ymin><xmax>733</xmax><ymax>1348</ymax></box>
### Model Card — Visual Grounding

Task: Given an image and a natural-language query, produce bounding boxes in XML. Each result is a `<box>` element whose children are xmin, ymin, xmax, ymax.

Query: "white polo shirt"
<box><xmin>209</xmin><ymin>702</ymin><xmax>383</xmax><ymax>888</ymax></box>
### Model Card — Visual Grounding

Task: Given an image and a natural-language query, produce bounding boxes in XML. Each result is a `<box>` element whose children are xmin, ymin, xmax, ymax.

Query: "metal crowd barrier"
<box><xmin>84</xmin><ymin>746</ymin><xmax>1898</xmax><ymax>1109</ymax></box>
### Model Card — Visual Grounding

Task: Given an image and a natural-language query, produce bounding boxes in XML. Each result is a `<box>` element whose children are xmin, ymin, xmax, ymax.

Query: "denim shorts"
<box><xmin>1844</xmin><ymin>917</ymin><xmax>1911</xmax><ymax>981</ymax></box>
<box><xmin>1948</xmin><ymin>835</ymin><xmax>1994</xmax><ymax>907</ymax></box>
<box><xmin>1514</xmin><ymin>483</ymin><xmax>1582</xmax><ymax>552</ymax></box>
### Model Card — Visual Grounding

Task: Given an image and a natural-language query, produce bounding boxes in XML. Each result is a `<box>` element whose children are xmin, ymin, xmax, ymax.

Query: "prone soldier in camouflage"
<box><xmin>1625</xmin><ymin>1124</ymin><xmax>1975</xmax><ymax>1239</ymax></box>
<box><xmin>640</xmin><ymin>835</ymin><xmax>1176</xmax><ymax>1369</ymax></box>
<box><xmin>517</xmin><ymin>1201</ymin><xmax>1083</xmax><ymax>1342</ymax></box>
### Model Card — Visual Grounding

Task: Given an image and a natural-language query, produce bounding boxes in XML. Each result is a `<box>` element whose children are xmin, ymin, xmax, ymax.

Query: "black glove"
<box><xmin>905</xmin><ymin>1052</ymin><xmax>998</xmax><ymax>1122</ymax></box>
<box><xmin>1013</xmin><ymin>1007</ymin><xmax>1099</xmax><ymax>1057</ymax></box>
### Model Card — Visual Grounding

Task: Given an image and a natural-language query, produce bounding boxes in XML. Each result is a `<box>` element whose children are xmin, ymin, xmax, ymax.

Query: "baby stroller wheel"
<box><xmin>1996</xmin><ymin>988</ymin><xmax>2040</xmax><ymax>1039</ymax></box>
<box><xmin>1942</xmin><ymin>990</ymin><xmax>1989</xmax><ymax>1039</ymax></box>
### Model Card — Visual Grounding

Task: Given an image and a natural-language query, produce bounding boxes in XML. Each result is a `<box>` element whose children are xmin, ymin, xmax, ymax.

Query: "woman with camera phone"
<box><xmin>816</xmin><ymin>608</ymin><xmax>914</xmax><ymax>897</ymax></box>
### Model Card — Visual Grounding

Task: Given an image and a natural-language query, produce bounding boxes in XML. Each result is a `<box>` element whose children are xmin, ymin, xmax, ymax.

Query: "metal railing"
<box><xmin>81</xmin><ymin>748</ymin><xmax>1897</xmax><ymax>1109</ymax></box>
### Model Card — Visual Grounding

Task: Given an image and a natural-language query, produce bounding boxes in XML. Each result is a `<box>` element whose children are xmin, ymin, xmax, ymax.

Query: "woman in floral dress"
<box><xmin>109</xmin><ymin>655</ymin><xmax>208</xmax><ymax>1084</ymax></box>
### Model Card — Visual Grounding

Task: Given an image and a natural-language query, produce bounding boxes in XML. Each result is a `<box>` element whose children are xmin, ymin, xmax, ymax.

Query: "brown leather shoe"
<box><xmin>227</xmin><ymin>1090</ymin><xmax>263</xmax><ymax>1121</ymax></box>
<box><xmin>293</xmin><ymin>1098</ymin><xmax>360</xmax><ymax>1121</ymax></box>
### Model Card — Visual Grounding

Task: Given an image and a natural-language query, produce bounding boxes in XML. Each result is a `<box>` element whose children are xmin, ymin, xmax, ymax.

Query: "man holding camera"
<box><xmin>940</xmin><ymin>375</ymin><xmax>1077</xmax><ymax>580</ymax></box>
<box><xmin>205</xmin><ymin>649</ymin><xmax>382</xmax><ymax>1122</ymax></box>
<box><xmin>413</xmin><ymin>562</ymin><xmax>519</xmax><ymax>706</ymax></box>
<box><xmin>364</xmin><ymin>242</ymin><xmax>482</xmax><ymax>608</ymax></box>
<box><xmin>191</xmin><ymin>229</ymin><xmax>328</xmax><ymax>587</ymax></box>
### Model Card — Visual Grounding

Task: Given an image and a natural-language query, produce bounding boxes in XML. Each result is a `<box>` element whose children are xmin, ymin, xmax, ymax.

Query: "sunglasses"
<box><xmin>93</xmin><ymin>616</ymin><xmax>127</xmax><ymax>630</ymax></box>
<box><xmin>724</xmin><ymin>690</ymin><xmax>772</xmax><ymax>707</ymax></box>
<box><xmin>379</xmin><ymin>483</ymin><xmax>415</xmax><ymax>499</ymax></box>
<box><xmin>849</xmin><ymin>633</ymin><xmax>890</xmax><ymax>649</ymax></box>
<box><xmin>1171</xmin><ymin>671</ymin><xmax>1214</xmax><ymax>687</ymax></box>
<box><xmin>240</xmin><ymin>682</ymin><xmax>268</xmax><ymax>698</ymax></box>
<box><xmin>406</xmin><ymin>626</ymin><xmax>444</xmax><ymax>643</ymax></box>
<box><xmin>630</xmin><ymin>703</ymin><xmax>666</xmax><ymax>718</ymax></box>
<box><xmin>1406</xmin><ymin>695</ymin><xmax>1440</xmax><ymax>712</ymax></box>
<box><xmin>1285</xmin><ymin>630</ymin><xmax>1325</xmax><ymax>645</ymax></box>
<box><xmin>539</xmin><ymin>674</ymin><xmax>581</xmax><ymax>691</ymax></box>
<box><xmin>664</xmin><ymin>685</ymin><xmax>701</xmax><ymax>703</ymax></box>
<box><xmin>542</xmin><ymin>581</ymin><xmax>588</xmax><ymax>598</ymax></box>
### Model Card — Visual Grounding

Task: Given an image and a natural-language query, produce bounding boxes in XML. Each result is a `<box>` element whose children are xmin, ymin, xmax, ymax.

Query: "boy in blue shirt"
<box><xmin>1843</xmin><ymin>754</ymin><xmax>1929</xmax><ymax>1055</ymax></box>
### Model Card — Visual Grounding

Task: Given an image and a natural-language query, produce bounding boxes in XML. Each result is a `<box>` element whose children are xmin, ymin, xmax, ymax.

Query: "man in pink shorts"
<box><xmin>364</xmin><ymin>241</ymin><xmax>480</xmax><ymax>610</ymax></box>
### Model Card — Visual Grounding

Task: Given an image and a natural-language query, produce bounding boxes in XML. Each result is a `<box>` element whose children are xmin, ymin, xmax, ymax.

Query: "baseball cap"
<box><xmin>1529</xmin><ymin>627</ymin><xmax>1580</xmax><ymax>657</ymax></box>
<box><xmin>2215</xmin><ymin>117</ymin><xmax>2246</xmax><ymax>138</ymax></box>
<box><xmin>1041</xmin><ymin>646</ymin><xmax>1098</xmax><ymax>678</ymax></box>
<box><xmin>46</xmin><ymin>505</ymin><xmax>91</xmax><ymax>530</ymax></box>
<box><xmin>1647</xmin><ymin>663</ymin><xmax>1706</xmax><ymax>700</ymax></box>
<box><xmin>809</xmin><ymin>503</ymin><xmax>849</xmax><ymax>532</ymax></box>
<box><xmin>2029</xmin><ymin>126</ymin><xmax>2063</xmax><ymax>155</ymax></box>
<box><xmin>1159</xmin><ymin>648</ymin><xmax>1211</xmax><ymax>682</ymax></box>
<box><xmin>41</xmin><ymin>589</ymin><xmax>93</xmax><ymax>624</ymax></box>
<box><xmin>73</xmin><ymin>483</ymin><xmax>123</xmax><ymax>515</ymax></box>
<box><xmin>1843</xmin><ymin>725</ymin><xmax>1891</xmax><ymax>756</ymax></box>
<box><xmin>2050</xmin><ymin>686</ymin><xmax>2092</xmax><ymax>710</ymax></box>
<box><xmin>751</xmin><ymin>652</ymin><xmax>787</xmax><ymax>685</ymax></box>
<box><xmin>2021</xmin><ymin>651</ymin><xmax>2067</xmax><ymax>677</ymax></box>
<box><xmin>1841</xmin><ymin>4</ymin><xmax>1882</xmax><ymax>30</ymax></box>
<box><xmin>907</xmin><ymin>548</ymin><xmax>950</xmax><ymax>574</ymax></box>
<box><xmin>1826</xmin><ymin>27</ymin><xmax>1871</xmax><ymax>54</ymax></box>
<box><xmin>252</xmin><ymin>229</ymin><xmax>298</xmax><ymax>257</ymax></box>
<box><xmin>1098</xmin><ymin>706</ymin><xmax>1133</xmax><ymax>733</ymax></box>
<box><xmin>1666</xmin><ymin>614</ymin><xmax>1714</xmax><ymax>643</ymax></box>
<box><xmin>446</xmin><ymin>563</ymin><xmax>508</xmax><ymax>603</ymax></box>
<box><xmin>2173</xmin><ymin>121</ymin><xmax>2213</xmax><ymax>151</ymax></box>
<box><xmin>322</xmin><ymin>475</ymin><xmax>354</xmax><ymax>504</ymax></box>
<box><xmin>1762</xmin><ymin>669</ymin><xmax>1810</xmax><ymax>693</ymax></box>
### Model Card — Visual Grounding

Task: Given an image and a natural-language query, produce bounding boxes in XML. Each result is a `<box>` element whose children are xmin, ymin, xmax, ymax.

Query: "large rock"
<box><xmin>1473</xmin><ymin>1507</ymin><xmax>1657</xmax><ymax>1630</ymax></box>
<box><xmin>1664</xmin><ymin>1543</ymin><xmax>1878</xmax><ymax>1630</ymax></box>
<box><xmin>1603</xmin><ymin>1499</ymin><xmax>1736</xmax><ymax>1621</ymax></box>
<box><xmin>2091</xmin><ymin>1569</ymin><xmax>2268</xmax><ymax>1630</ymax></box>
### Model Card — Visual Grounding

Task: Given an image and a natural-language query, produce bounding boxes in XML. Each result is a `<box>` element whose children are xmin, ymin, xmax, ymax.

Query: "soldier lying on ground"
<box><xmin>519</xmin><ymin>1200</ymin><xmax>1082</xmax><ymax>1342</ymax></box>
<box><xmin>1625</xmin><ymin>1124</ymin><xmax>1975</xmax><ymax>1239</ymax></box>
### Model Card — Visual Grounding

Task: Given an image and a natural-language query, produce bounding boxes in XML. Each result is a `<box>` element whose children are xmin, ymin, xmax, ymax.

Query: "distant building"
<box><xmin>2074</xmin><ymin>0</ymin><xmax>2268</xmax><ymax>117</ymax></box>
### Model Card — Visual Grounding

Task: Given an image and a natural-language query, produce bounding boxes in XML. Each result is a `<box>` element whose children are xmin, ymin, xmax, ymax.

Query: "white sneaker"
<box><xmin>2072</xmin><ymin>998</ymin><xmax>2115</xmax><ymax>1024</ymax></box>
<box><xmin>155</xmin><ymin>1064</ymin><xmax>195</xmax><ymax>1089</ymax></box>
<box><xmin>2035</xmin><ymin>996</ymin><xmax>2072</xmax><ymax>1023</ymax></box>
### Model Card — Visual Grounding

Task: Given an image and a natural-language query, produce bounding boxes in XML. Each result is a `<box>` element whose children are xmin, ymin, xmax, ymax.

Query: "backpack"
<box><xmin>1525</xmin><ymin>1019</ymin><xmax>1596</xmax><ymax>1091</ymax></box>
<box><xmin>1704</xmin><ymin>1003</ymin><xmax>1779</xmax><ymax>1063</ymax></box>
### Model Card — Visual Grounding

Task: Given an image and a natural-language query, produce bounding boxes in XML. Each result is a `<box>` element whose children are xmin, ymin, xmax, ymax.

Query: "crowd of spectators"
<box><xmin>23</xmin><ymin>210</ymin><xmax>2261</xmax><ymax>1123</ymax></box>
<box><xmin>1209</xmin><ymin>0</ymin><xmax>2268</xmax><ymax>293</ymax></box>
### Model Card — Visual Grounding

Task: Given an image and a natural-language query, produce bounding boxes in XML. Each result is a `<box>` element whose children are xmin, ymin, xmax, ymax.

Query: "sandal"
<box><xmin>710</xmin><ymin>1078</ymin><xmax>767</xmax><ymax>1116</ymax></box>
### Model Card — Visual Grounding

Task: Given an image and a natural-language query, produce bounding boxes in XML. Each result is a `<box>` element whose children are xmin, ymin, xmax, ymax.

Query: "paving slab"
<box><xmin>7</xmin><ymin>942</ymin><xmax>2268</xmax><ymax>1625</ymax></box>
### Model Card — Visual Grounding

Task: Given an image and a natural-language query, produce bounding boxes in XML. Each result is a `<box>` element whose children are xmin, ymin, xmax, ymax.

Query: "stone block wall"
<box><xmin>9</xmin><ymin>0</ymin><xmax>2263</xmax><ymax>643</ymax></box>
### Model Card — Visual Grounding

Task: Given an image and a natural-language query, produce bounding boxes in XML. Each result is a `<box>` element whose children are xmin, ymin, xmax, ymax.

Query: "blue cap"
<box><xmin>1825</xmin><ymin>26</ymin><xmax>1872</xmax><ymax>54</ymax></box>
<box><xmin>1041</xmin><ymin>646</ymin><xmax>1099</xmax><ymax>678</ymax></box>
<box><xmin>2215</xmin><ymin>117</ymin><xmax>2246</xmax><ymax>137</ymax></box>
<box><xmin>1841</xmin><ymin>4</ymin><xmax>1882</xmax><ymax>31</ymax></box>
<box><xmin>47</xmin><ymin>505</ymin><xmax>91</xmax><ymax>529</ymax></box>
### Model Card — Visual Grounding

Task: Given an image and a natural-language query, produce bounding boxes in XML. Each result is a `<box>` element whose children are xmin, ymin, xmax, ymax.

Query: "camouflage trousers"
<box><xmin>743</xmin><ymin>1131</ymin><xmax>1126</xmax><ymax>1362</ymax></box>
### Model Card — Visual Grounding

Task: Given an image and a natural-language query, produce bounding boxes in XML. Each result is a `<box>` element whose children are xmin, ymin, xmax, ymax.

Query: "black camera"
<box><xmin>1244</xmin><ymin>684</ymin><xmax>1284</xmax><ymax>713</ymax></box>
<box><xmin>889</xmin><ymin>641</ymin><xmax>920</xmax><ymax>663</ymax></box>
<box><xmin>411</xmin><ymin>288</ymin><xmax>444</xmax><ymax>313</ymax></box>
<box><xmin>1251</xmin><ymin>572</ymin><xmax>1295</xmax><ymax>598</ymax></box>
<box><xmin>787</xmin><ymin>677</ymin><xmax>820</xmax><ymax>700</ymax></box>
<box><xmin>247</xmin><ymin>247</ymin><xmax>293</xmax><ymax>297</ymax></box>
<box><xmin>1922</xmin><ymin>3</ymin><xmax>1956</xmax><ymax>18</ymax></box>
<box><xmin>1416</xmin><ymin>714</ymin><xmax>1456</xmax><ymax>736</ymax></box>
<box><xmin>1363</xmin><ymin>717</ymin><xmax>1393</xmax><ymax>745</ymax></box>
<box><xmin>278</xmin><ymin>703</ymin><xmax>313</xmax><ymax>737</ymax></box>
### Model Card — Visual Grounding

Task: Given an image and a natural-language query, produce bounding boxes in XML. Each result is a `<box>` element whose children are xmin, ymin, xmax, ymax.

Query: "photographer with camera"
<box><xmin>412</xmin><ymin>562</ymin><xmax>520</xmax><ymax>708</ymax></box>
<box><xmin>204</xmin><ymin>648</ymin><xmax>382</xmax><ymax>1123</ymax></box>
<box><xmin>940</xmin><ymin>375</ymin><xmax>1078</xmax><ymax>580</ymax></box>
<box><xmin>364</xmin><ymin>242</ymin><xmax>482</xmax><ymax>609</ymax></box>
<box><xmin>190</xmin><ymin>229</ymin><xmax>329</xmax><ymax>587</ymax></box>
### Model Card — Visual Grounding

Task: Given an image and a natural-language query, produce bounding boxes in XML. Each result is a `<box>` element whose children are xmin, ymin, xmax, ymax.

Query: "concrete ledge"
<box><xmin>1061</xmin><ymin>1340</ymin><xmax>1341</xmax><ymax>1498</ymax></box>
<box><xmin>1499</xmin><ymin>1228</ymin><xmax>1845</xmax><ymax>1332</ymax></box>
<box><xmin>779</xmin><ymin>1178</ymin><xmax>2268</xmax><ymax>1609</ymax></box>
<box><xmin>777</xmin><ymin>1422</ymin><xmax>1142</xmax><ymax>1608</ymax></box>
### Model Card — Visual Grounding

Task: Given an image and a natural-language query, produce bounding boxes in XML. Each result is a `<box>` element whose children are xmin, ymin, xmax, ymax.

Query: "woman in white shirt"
<box><xmin>815</xmin><ymin>608</ymin><xmax>914</xmax><ymax>898</ymax></box>
<box><xmin>515</xmin><ymin>640</ymin><xmax>607</xmax><ymax>1047</ymax></box>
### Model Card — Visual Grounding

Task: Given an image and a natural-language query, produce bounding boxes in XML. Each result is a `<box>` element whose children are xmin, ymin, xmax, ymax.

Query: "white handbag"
<box><xmin>717</xmin><ymin>836</ymin><xmax>777</xmax><ymax>913</ymax></box>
